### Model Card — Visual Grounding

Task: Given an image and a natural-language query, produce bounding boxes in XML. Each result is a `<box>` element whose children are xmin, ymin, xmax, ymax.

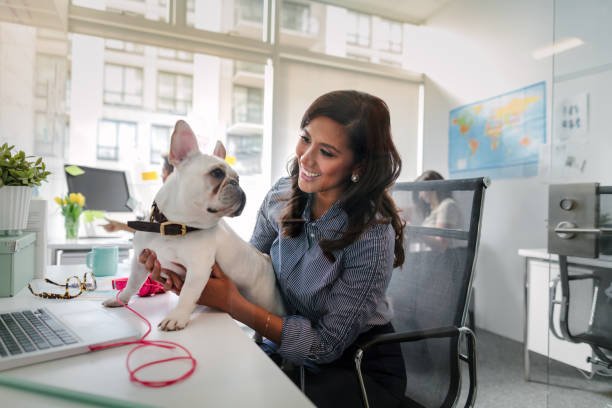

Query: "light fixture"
<box><xmin>531</xmin><ymin>37</ymin><xmax>584</xmax><ymax>60</ymax></box>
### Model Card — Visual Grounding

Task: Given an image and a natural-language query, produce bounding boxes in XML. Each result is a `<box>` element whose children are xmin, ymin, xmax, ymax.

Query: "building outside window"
<box><xmin>157</xmin><ymin>47</ymin><xmax>194</xmax><ymax>62</ymax></box>
<box><xmin>235</xmin><ymin>0</ymin><xmax>263</xmax><ymax>24</ymax></box>
<box><xmin>346</xmin><ymin>52</ymin><xmax>371</xmax><ymax>62</ymax></box>
<box><xmin>375</xmin><ymin>18</ymin><xmax>403</xmax><ymax>53</ymax></box>
<box><xmin>234</xmin><ymin>60</ymin><xmax>265</xmax><ymax>75</ymax></box>
<box><xmin>346</xmin><ymin>10</ymin><xmax>371</xmax><ymax>47</ymax></box>
<box><xmin>34</xmin><ymin>52</ymin><xmax>69</xmax><ymax>158</ymax></box>
<box><xmin>105</xmin><ymin>39</ymin><xmax>145</xmax><ymax>54</ymax></box>
<box><xmin>104</xmin><ymin>64</ymin><xmax>143</xmax><ymax>106</ymax></box>
<box><xmin>186</xmin><ymin>0</ymin><xmax>195</xmax><ymax>27</ymax></box>
<box><xmin>98</xmin><ymin>119</ymin><xmax>137</xmax><ymax>161</ymax></box>
<box><xmin>227</xmin><ymin>133</ymin><xmax>262</xmax><ymax>174</ymax></box>
<box><xmin>157</xmin><ymin>71</ymin><xmax>193</xmax><ymax>114</ymax></box>
<box><xmin>151</xmin><ymin>125</ymin><xmax>172</xmax><ymax>164</ymax></box>
<box><xmin>35</xmin><ymin>54</ymin><xmax>59</xmax><ymax>99</ymax></box>
<box><xmin>232</xmin><ymin>85</ymin><xmax>263</xmax><ymax>124</ymax></box>
<box><xmin>282</xmin><ymin>1</ymin><xmax>311</xmax><ymax>34</ymax></box>
<box><xmin>34</xmin><ymin>113</ymin><xmax>66</xmax><ymax>157</ymax></box>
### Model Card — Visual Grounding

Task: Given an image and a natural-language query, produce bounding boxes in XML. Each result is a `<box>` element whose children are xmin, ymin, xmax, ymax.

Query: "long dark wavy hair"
<box><xmin>280</xmin><ymin>90</ymin><xmax>405</xmax><ymax>268</ymax></box>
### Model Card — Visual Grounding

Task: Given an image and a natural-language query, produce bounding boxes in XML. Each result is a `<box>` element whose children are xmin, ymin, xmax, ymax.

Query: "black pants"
<box><xmin>265</xmin><ymin>323</ymin><xmax>407</xmax><ymax>408</ymax></box>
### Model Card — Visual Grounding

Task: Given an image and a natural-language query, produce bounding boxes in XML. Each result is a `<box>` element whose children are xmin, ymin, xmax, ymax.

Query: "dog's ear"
<box><xmin>213</xmin><ymin>140</ymin><xmax>226</xmax><ymax>159</ymax></box>
<box><xmin>169</xmin><ymin>120</ymin><xmax>200</xmax><ymax>166</ymax></box>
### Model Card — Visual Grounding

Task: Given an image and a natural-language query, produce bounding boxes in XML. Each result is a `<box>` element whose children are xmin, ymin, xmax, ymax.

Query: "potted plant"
<box><xmin>0</xmin><ymin>143</ymin><xmax>51</xmax><ymax>235</ymax></box>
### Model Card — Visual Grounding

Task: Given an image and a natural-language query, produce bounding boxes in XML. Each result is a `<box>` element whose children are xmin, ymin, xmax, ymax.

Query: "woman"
<box><xmin>413</xmin><ymin>170</ymin><xmax>463</xmax><ymax>251</ymax></box>
<box><xmin>141</xmin><ymin>90</ymin><xmax>406</xmax><ymax>407</ymax></box>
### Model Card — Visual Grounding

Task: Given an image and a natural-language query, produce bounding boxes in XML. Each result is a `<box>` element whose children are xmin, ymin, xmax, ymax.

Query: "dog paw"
<box><xmin>158</xmin><ymin>311</ymin><xmax>191</xmax><ymax>331</ymax></box>
<box><xmin>103</xmin><ymin>294</ymin><xmax>130</xmax><ymax>307</ymax></box>
<box><xmin>102</xmin><ymin>297</ymin><xmax>123</xmax><ymax>307</ymax></box>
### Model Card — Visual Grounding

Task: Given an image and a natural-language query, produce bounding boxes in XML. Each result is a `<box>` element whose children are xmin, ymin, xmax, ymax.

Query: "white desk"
<box><xmin>0</xmin><ymin>264</ymin><xmax>314</xmax><ymax>408</ymax></box>
<box><xmin>48</xmin><ymin>238</ymin><xmax>133</xmax><ymax>265</ymax></box>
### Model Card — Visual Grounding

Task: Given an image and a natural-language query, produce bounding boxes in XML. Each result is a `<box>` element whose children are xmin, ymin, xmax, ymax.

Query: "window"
<box><xmin>186</xmin><ymin>0</ymin><xmax>195</xmax><ymax>27</ymax></box>
<box><xmin>232</xmin><ymin>86</ymin><xmax>263</xmax><ymax>124</ymax></box>
<box><xmin>375</xmin><ymin>18</ymin><xmax>403</xmax><ymax>53</ymax></box>
<box><xmin>157</xmin><ymin>72</ymin><xmax>193</xmax><ymax>114</ymax></box>
<box><xmin>227</xmin><ymin>133</ymin><xmax>262</xmax><ymax>174</ymax></box>
<box><xmin>151</xmin><ymin>125</ymin><xmax>172</xmax><ymax>164</ymax></box>
<box><xmin>98</xmin><ymin>120</ymin><xmax>137</xmax><ymax>161</ymax></box>
<box><xmin>235</xmin><ymin>0</ymin><xmax>264</xmax><ymax>24</ymax></box>
<box><xmin>346</xmin><ymin>53</ymin><xmax>371</xmax><ymax>62</ymax></box>
<box><xmin>282</xmin><ymin>1</ymin><xmax>311</xmax><ymax>34</ymax></box>
<box><xmin>234</xmin><ymin>60</ymin><xmax>265</xmax><ymax>75</ymax></box>
<box><xmin>35</xmin><ymin>54</ymin><xmax>63</xmax><ymax>99</ymax></box>
<box><xmin>157</xmin><ymin>47</ymin><xmax>194</xmax><ymax>62</ymax></box>
<box><xmin>104</xmin><ymin>64</ymin><xmax>143</xmax><ymax>106</ymax></box>
<box><xmin>346</xmin><ymin>11</ymin><xmax>371</xmax><ymax>47</ymax></box>
<box><xmin>105</xmin><ymin>39</ymin><xmax>145</xmax><ymax>54</ymax></box>
<box><xmin>34</xmin><ymin>113</ymin><xmax>68</xmax><ymax>158</ymax></box>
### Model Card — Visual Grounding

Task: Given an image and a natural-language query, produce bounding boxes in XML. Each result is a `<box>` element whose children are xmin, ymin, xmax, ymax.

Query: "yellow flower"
<box><xmin>54</xmin><ymin>197</ymin><xmax>63</xmax><ymax>206</ymax></box>
<box><xmin>69</xmin><ymin>193</ymin><xmax>78</xmax><ymax>204</ymax></box>
<box><xmin>63</xmin><ymin>198</ymin><xmax>68</xmax><ymax>205</ymax></box>
<box><xmin>77</xmin><ymin>193</ymin><xmax>85</xmax><ymax>207</ymax></box>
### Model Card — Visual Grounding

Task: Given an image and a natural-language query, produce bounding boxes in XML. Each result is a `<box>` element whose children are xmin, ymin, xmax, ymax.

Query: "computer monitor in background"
<box><xmin>65</xmin><ymin>165</ymin><xmax>135</xmax><ymax>237</ymax></box>
<box><xmin>65</xmin><ymin>165</ymin><xmax>132</xmax><ymax>212</ymax></box>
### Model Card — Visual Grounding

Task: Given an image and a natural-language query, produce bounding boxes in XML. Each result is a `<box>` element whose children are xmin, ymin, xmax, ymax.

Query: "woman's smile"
<box><xmin>300</xmin><ymin>167</ymin><xmax>321</xmax><ymax>181</ymax></box>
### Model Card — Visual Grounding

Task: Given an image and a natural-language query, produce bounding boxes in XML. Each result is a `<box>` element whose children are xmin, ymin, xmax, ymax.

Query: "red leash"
<box><xmin>90</xmin><ymin>291</ymin><xmax>197</xmax><ymax>387</ymax></box>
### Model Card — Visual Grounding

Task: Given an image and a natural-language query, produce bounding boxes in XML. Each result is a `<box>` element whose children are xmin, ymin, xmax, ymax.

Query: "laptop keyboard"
<box><xmin>0</xmin><ymin>309</ymin><xmax>79</xmax><ymax>357</ymax></box>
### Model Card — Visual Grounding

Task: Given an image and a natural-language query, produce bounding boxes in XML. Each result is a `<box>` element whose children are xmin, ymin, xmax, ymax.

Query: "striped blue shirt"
<box><xmin>250</xmin><ymin>177</ymin><xmax>394</xmax><ymax>365</ymax></box>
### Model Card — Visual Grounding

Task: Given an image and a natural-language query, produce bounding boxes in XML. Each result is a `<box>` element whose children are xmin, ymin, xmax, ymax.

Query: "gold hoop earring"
<box><xmin>351</xmin><ymin>173</ymin><xmax>360</xmax><ymax>183</ymax></box>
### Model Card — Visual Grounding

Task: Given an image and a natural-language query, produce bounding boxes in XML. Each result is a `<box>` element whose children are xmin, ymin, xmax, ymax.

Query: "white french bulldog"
<box><xmin>103</xmin><ymin>120</ymin><xmax>286</xmax><ymax>330</ymax></box>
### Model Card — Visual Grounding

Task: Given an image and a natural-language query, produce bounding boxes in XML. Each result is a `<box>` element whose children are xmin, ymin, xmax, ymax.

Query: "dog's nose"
<box><xmin>232</xmin><ymin>191</ymin><xmax>246</xmax><ymax>217</ymax></box>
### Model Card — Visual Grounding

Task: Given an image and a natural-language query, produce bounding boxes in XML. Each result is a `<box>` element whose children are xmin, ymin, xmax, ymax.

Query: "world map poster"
<box><xmin>448</xmin><ymin>82</ymin><xmax>546</xmax><ymax>179</ymax></box>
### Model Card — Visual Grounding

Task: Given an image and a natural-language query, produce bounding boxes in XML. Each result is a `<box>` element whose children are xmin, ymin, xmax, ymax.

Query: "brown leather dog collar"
<box><xmin>127</xmin><ymin>220</ymin><xmax>201</xmax><ymax>236</ymax></box>
<box><xmin>127</xmin><ymin>202</ymin><xmax>201</xmax><ymax>236</ymax></box>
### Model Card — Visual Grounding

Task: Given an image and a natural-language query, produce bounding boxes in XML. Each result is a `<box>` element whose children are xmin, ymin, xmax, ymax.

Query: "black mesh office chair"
<box><xmin>354</xmin><ymin>177</ymin><xmax>489</xmax><ymax>408</ymax></box>
<box><xmin>547</xmin><ymin>183</ymin><xmax>612</xmax><ymax>378</ymax></box>
<box><xmin>549</xmin><ymin>256</ymin><xmax>612</xmax><ymax>376</ymax></box>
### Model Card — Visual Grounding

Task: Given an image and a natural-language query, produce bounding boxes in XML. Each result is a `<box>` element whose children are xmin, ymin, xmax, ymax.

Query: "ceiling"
<box><xmin>0</xmin><ymin>0</ymin><xmax>67</xmax><ymax>30</ymax></box>
<box><xmin>320</xmin><ymin>0</ymin><xmax>456</xmax><ymax>25</ymax></box>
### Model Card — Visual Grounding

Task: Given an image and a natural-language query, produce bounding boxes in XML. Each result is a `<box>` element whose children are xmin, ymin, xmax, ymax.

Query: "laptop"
<box><xmin>0</xmin><ymin>302</ymin><xmax>140</xmax><ymax>371</ymax></box>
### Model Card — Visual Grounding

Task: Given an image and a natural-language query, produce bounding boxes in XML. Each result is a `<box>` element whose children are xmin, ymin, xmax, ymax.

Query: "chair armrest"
<box><xmin>356</xmin><ymin>326</ymin><xmax>460</xmax><ymax>352</ymax></box>
<box><xmin>354</xmin><ymin>326</ymin><xmax>477</xmax><ymax>408</ymax></box>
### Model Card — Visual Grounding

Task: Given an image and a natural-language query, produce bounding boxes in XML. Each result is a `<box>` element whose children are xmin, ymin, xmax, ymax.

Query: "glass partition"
<box><xmin>548</xmin><ymin>1</ymin><xmax>612</xmax><ymax>406</ymax></box>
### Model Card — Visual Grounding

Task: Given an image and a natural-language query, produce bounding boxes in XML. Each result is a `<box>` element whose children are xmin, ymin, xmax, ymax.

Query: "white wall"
<box><xmin>417</xmin><ymin>0</ymin><xmax>555</xmax><ymax>341</ymax></box>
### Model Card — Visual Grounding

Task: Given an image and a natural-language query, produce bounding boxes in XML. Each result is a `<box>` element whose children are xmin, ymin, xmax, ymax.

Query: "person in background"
<box><xmin>102</xmin><ymin>153</ymin><xmax>174</xmax><ymax>233</ymax></box>
<box><xmin>412</xmin><ymin>170</ymin><xmax>463</xmax><ymax>251</ymax></box>
<box><xmin>140</xmin><ymin>90</ymin><xmax>407</xmax><ymax>407</ymax></box>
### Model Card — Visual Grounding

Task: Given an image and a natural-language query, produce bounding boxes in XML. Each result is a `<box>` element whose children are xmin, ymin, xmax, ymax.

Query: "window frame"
<box><xmin>150</xmin><ymin>124</ymin><xmax>173</xmax><ymax>164</ymax></box>
<box><xmin>103</xmin><ymin>63</ymin><xmax>144</xmax><ymax>107</ymax></box>
<box><xmin>97</xmin><ymin>119</ymin><xmax>138</xmax><ymax>161</ymax></box>
<box><xmin>156</xmin><ymin>71</ymin><xmax>193</xmax><ymax>114</ymax></box>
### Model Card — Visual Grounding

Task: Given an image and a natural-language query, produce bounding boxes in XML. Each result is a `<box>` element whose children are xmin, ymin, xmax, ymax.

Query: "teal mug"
<box><xmin>86</xmin><ymin>246</ymin><xmax>118</xmax><ymax>277</ymax></box>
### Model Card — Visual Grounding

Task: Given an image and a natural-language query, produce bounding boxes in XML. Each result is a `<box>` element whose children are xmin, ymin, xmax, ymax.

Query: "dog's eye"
<box><xmin>210</xmin><ymin>168</ymin><xmax>225</xmax><ymax>179</ymax></box>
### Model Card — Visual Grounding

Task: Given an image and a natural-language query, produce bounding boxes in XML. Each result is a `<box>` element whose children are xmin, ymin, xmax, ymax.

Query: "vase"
<box><xmin>0</xmin><ymin>185</ymin><xmax>33</xmax><ymax>235</ymax></box>
<box><xmin>64</xmin><ymin>216</ymin><xmax>80</xmax><ymax>240</ymax></box>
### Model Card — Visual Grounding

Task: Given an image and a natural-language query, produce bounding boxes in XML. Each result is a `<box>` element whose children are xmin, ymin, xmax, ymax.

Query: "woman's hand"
<box><xmin>138</xmin><ymin>250</ymin><xmax>243</xmax><ymax>315</ymax></box>
<box><xmin>138</xmin><ymin>249</ymin><xmax>184</xmax><ymax>294</ymax></box>
<box><xmin>103</xmin><ymin>219</ymin><xmax>135</xmax><ymax>233</ymax></box>
<box><xmin>197</xmin><ymin>263</ymin><xmax>243</xmax><ymax>315</ymax></box>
